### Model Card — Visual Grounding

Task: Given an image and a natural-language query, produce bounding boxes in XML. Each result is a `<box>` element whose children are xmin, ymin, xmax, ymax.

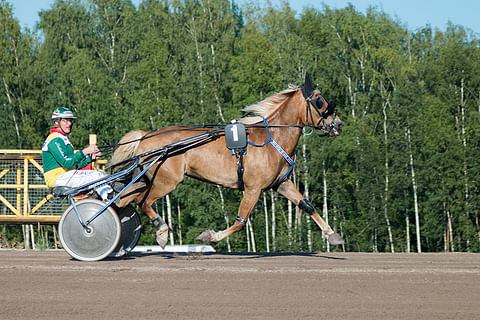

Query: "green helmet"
<box><xmin>51</xmin><ymin>107</ymin><xmax>76</xmax><ymax>120</ymax></box>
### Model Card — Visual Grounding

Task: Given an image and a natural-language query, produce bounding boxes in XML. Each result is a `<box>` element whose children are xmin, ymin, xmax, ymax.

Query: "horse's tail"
<box><xmin>110</xmin><ymin>130</ymin><xmax>146</xmax><ymax>171</ymax></box>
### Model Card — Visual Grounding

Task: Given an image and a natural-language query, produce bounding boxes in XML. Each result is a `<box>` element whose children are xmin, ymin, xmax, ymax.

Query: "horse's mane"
<box><xmin>239</xmin><ymin>85</ymin><xmax>300</xmax><ymax>124</ymax></box>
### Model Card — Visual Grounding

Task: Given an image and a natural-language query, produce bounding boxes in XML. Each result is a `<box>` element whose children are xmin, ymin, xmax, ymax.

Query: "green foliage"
<box><xmin>1</xmin><ymin>0</ymin><xmax>479</xmax><ymax>252</ymax></box>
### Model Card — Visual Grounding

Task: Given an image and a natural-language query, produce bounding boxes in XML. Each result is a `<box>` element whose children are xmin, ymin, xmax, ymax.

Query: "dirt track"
<box><xmin>0</xmin><ymin>250</ymin><xmax>479</xmax><ymax>320</ymax></box>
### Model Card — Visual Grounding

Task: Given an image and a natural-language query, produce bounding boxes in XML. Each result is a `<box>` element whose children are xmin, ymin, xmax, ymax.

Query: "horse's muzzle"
<box><xmin>329</xmin><ymin>120</ymin><xmax>344</xmax><ymax>136</ymax></box>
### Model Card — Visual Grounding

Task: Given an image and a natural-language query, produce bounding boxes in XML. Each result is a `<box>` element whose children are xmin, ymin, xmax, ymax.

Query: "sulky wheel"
<box><xmin>110</xmin><ymin>204</ymin><xmax>142</xmax><ymax>258</ymax></box>
<box><xmin>59</xmin><ymin>199</ymin><xmax>121</xmax><ymax>262</ymax></box>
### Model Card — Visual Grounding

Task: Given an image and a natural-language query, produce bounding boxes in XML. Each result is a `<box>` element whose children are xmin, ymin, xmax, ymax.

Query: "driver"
<box><xmin>42</xmin><ymin>107</ymin><xmax>113</xmax><ymax>201</ymax></box>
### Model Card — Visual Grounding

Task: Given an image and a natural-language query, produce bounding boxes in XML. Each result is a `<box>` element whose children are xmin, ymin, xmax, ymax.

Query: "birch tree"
<box><xmin>0</xmin><ymin>1</ymin><xmax>37</xmax><ymax>147</ymax></box>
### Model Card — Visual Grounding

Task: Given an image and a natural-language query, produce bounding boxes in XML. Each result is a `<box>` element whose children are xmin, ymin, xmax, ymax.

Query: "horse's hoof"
<box><xmin>196</xmin><ymin>230</ymin><xmax>215</xmax><ymax>243</ymax></box>
<box><xmin>156</xmin><ymin>224</ymin><xmax>169</xmax><ymax>249</ymax></box>
<box><xmin>328</xmin><ymin>232</ymin><xmax>344</xmax><ymax>245</ymax></box>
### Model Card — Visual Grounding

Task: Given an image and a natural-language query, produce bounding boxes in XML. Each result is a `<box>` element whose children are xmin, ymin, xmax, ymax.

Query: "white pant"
<box><xmin>55</xmin><ymin>170</ymin><xmax>113</xmax><ymax>200</ymax></box>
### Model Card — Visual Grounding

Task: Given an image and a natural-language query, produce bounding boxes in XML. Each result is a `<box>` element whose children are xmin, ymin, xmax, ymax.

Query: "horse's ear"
<box><xmin>302</xmin><ymin>72</ymin><xmax>315</xmax><ymax>98</ymax></box>
<box><xmin>327</xmin><ymin>101</ymin><xmax>336</xmax><ymax>114</ymax></box>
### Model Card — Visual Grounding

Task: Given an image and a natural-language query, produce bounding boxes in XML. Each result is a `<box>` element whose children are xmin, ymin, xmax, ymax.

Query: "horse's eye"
<box><xmin>314</xmin><ymin>97</ymin><xmax>323</xmax><ymax>109</ymax></box>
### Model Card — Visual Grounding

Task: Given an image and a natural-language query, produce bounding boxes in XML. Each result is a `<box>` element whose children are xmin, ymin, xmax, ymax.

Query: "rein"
<box><xmin>97</xmin><ymin>126</ymin><xmax>218</xmax><ymax>156</ymax></box>
<box><xmin>98</xmin><ymin>122</ymin><xmax>331</xmax><ymax>154</ymax></box>
<box><xmin>99</xmin><ymin>88</ymin><xmax>336</xmax><ymax>158</ymax></box>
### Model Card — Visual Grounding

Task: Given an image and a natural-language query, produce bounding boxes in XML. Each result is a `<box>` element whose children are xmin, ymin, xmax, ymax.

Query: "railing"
<box><xmin>0</xmin><ymin>148</ymin><xmax>106</xmax><ymax>224</ymax></box>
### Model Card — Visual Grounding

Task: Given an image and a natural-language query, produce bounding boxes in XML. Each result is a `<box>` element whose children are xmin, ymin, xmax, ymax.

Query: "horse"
<box><xmin>110</xmin><ymin>73</ymin><xmax>345</xmax><ymax>248</ymax></box>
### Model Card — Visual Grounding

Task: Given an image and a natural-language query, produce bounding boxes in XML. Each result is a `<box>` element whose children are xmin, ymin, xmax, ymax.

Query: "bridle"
<box><xmin>302</xmin><ymin>89</ymin><xmax>338</xmax><ymax>136</ymax></box>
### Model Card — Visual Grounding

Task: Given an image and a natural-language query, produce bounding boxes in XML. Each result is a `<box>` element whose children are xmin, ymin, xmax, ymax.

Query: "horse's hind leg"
<box><xmin>196</xmin><ymin>188</ymin><xmax>262</xmax><ymax>243</ymax></box>
<box><xmin>275</xmin><ymin>180</ymin><xmax>344</xmax><ymax>245</ymax></box>
<box><xmin>133</xmin><ymin>164</ymin><xmax>185</xmax><ymax>248</ymax></box>
<box><xmin>135</xmin><ymin>191</ymin><xmax>170</xmax><ymax>248</ymax></box>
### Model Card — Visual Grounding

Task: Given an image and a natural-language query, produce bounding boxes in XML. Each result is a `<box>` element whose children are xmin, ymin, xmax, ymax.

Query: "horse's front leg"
<box><xmin>197</xmin><ymin>188</ymin><xmax>262</xmax><ymax>244</ymax></box>
<box><xmin>275</xmin><ymin>180</ymin><xmax>344</xmax><ymax>245</ymax></box>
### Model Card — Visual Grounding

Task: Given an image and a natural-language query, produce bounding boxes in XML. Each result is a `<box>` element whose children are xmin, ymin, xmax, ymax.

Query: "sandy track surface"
<box><xmin>0</xmin><ymin>250</ymin><xmax>479</xmax><ymax>320</ymax></box>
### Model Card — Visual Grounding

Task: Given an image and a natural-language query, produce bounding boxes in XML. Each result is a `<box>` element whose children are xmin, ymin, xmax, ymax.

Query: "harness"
<box><xmin>225</xmin><ymin>118</ymin><xmax>296</xmax><ymax>191</ymax></box>
<box><xmin>225</xmin><ymin>121</ymin><xmax>248</xmax><ymax>191</ymax></box>
<box><xmin>246</xmin><ymin>118</ymin><xmax>296</xmax><ymax>185</ymax></box>
<box><xmin>104</xmin><ymin>80</ymin><xmax>337</xmax><ymax>195</ymax></box>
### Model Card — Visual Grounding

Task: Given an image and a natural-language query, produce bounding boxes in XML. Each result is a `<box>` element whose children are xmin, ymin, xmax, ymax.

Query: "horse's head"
<box><xmin>301</xmin><ymin>73</ymin><xmax>343</xmax><ymax>137</ymax></box>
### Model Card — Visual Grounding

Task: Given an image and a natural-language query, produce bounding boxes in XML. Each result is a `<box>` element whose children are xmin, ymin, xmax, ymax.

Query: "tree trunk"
<box><xmin>476</xmin><ymin>213</ymin><xmax>480</xmax><ymax>243</ymax></box>
<box><xmin>371</xmin><ymin>205</ymin><xmax>378</xmax><ymax>252</ymax></box>
<box><xmin>177</xmin><ymin>202</ymin><xmax>183</xmax><ymax>245</ymax></box>
<box><xmin>30</xmin><ymin>224</ymin><xmax>35</xmax><ymax>250</ymax></box>
<box><xmin>334</xmin><ymin>203</ymin><xmax>345</xmax><ymax>252</ymax></box>
<box><xmin>204</xmin><ymin>3</ymin><xmax>226</xmax><ymax>123</ymax></box>
<box><xmin>160</xmin><ymin>198</ymin><xmax>166</xmax><ymax>223</ymax></box>
<box><xmin>443</xmin><ymin>200</ymin><xmax>449</xmax><ymax>252</ymax></box>
<box><xmin>263</xmin><ymin>193</ymin><xmax>270</xmax><ymax>253</ymax></box>
<box><xmin>460</xmin><ymin>78</ymin><xmax>470</xmax><ymax>220</ymax></box>
<box><xmin>44</xmin><ymin>225</ymin><xmax>49</xmax><ymax>248</ymax></box>
<box><xmin>346</xmin><ymin>74</ymin><xmax>356</xmax><ymax>119</ymax></box>
<box><xmin>188</xmin><ymin>15</ymin><xmax>205</xmax><ymax>115</ymax></box>
<box><xmin>217</xmin><ymin>186</ymin><xmax>231</xmax><ymax>252</ymax></box>
<box><xmin>53</xmin><ymin>225</ymin><xmax>58</xmax><ymax>249</ymax></box>
<box><xmin>270</xmin><ymin>190</ymin><xmax>276</xmax><ymax>251</ymax></box>
<box><xmin>302</xmin><ymin>143</ymin><xmax>312</xmax><ymax>251</ymax></box>
<box><xmin>23</xmin><ymin>225</ymin><xmax>29</xmax><ymax>249</ymax></box>
<box><xmin>209</xmin><ymin>44</ymin><xmax>225</xmax><ymax>122</ymax></box>
<box><xmin>382</xmin><ymin>94</ymin><xmax>395</xmax><ymax>253</ymax></box>
<box><xmin>383</xmin><ymin>195</ymin><xmax>394</xmax><ymax>252</ymax></box>
<box><xmin>1</xmin><ymin>225</ymin><xmax>5</xmax><ymax>247</ymax></box>
<box><xmin>405</xmin><ymin>205</ymin><xmax>411</xmax><ymax>253</ymax></box>
<box><xmin>38</xmin><ymin>224</ymin><xmax>45</xmax><ymax>248</ymax></box>
<box><xmin>446</xmin><ymin>206</ymin><xmax>454</xmax><ymax>252</ymax></box>
<box><xmin>288</xmin><ymin>200</ymin><xmax>293</xmax><ymax>247</ymax></box>
<box><xmin>322</xmin><ymin>161</ymin><xmax>330</xmax><ymax>253</ymax></box>
<box><xmin>3</xmin><ymin>78</ymin><xmax>21</xmax><ymax>147</ymax></box>
<box><xmin>246</xmin><ymin>222</ymin><xmax>251</xmax><ymax>252</ymax></box>
<box><xmin>247</xmin><ymin>219</ymin><xmax>256</xmax><ymax>252</ymax></box>
<box><xmin>293</xmin><ymin>169</ymin><xmax>301</xmax><ymax>239</ymax></box>
<box><xmin>166</xmin><ymin>194</ymin><xmax>174</xmax><ymax>246</ymax></box>
<box><xmin>407</xmin><ymin>127</ymin><xmax>421</xmax><ymax>252</ymax></box>
<box><xmin>444</xmin><ymin>222</ymin><xmax>448</xmax><ymax>252</ymax></box>
<box><xmin>306</xmin><ymin>215</ymin><xmax>312</xmax><ymax>252</ymax></box>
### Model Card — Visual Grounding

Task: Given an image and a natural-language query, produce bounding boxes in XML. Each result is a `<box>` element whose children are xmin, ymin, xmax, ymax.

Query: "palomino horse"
<box><xmin>111</xmin><ymin>73</ymin><xmax>345</xmax><ymax>247</ymax></box>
